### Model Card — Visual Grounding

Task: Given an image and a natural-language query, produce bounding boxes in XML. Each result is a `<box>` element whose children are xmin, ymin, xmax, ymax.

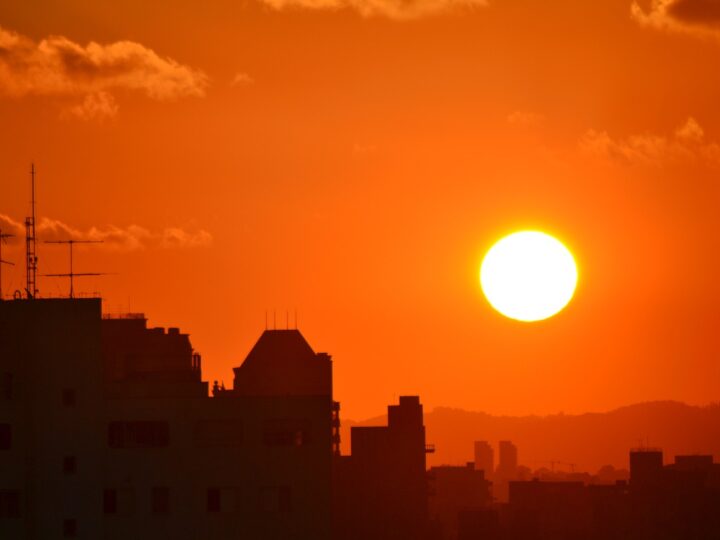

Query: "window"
<box><xmin>151</xmin><ymin>487</ymin><xmax>169</xmax><ymax>515</ymax></box>
<box><xmin>0</xmin><ymin>424</ymin><xmax>10</xmax><ymax>450</ymax></box>
<box><xmin>263</xmin><ymin>419</ymin><xmax>310</xmax><ymax>447</ymax></box>
<box><xmin>103</xmin><ymin>488</ymin><xmax>135</xmax><ymax>515</ymax></box>
<box><xmin>63</xmin><ymin>456</ymin><xmax>76</xmax><ymax>475</ymax></box>
<box><xmin>103</xmin><ymin>489</ymin><xmax>117</xmax><ymax>515</ymax></box>
<box><xmin>63</xmin><ymin>519</ymin><xmax>77</xmax><ymax>537</ymax></box>
<box><xmin>108</xmin><ymin>421</ymin><xmax>169</xmax><ymax>448</ymax></box>
<box><xmin>207</xmin><ymin>488</ymin><xmax>221</xmax><ymax>513</ymax></box>
<box><xmin>0</xmin><ymin>491</ymin><xmax>21</xmax><ymax>518</ymax></box>
<box><xmin>206</xmin><ymin>488</ymin><xmax>238</xmax><ymax>513</ymax></box>
<box><xmin>1</xmin><ymin>373</ymin><xmax>12</xmax><ymax>400</ymax></box>
<box><xmin>62</xmin><ymin>389</ymin><xmax>76</xmax><ymax>407</ymax></box>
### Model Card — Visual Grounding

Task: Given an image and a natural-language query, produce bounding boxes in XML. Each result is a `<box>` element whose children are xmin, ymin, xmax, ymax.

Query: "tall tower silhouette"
<box><xmin>24</xmin><ymin>163</ymin><xmax>38</xmax><ymax>298</ymax></box>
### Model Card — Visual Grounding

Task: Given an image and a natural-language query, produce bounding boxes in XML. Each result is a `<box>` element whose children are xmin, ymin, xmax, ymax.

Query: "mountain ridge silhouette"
<box><xmin>342</xmin><ymin>401</ymin><xmax>720</xmax><ymax>471</ymax></box>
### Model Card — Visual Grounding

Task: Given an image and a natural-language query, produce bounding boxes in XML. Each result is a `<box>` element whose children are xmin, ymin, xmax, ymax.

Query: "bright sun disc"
<box><xmin>480</xmin><ymin>231</ymin><xmax>578</xmax><ymax>322</ymax></box>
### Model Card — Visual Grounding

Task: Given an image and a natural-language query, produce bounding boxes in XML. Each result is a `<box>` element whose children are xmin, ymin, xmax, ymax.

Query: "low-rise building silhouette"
<box><xmin>457</xmin><ymin>448</ymin><xmax>720</xmax><ymax>540</ymax></box>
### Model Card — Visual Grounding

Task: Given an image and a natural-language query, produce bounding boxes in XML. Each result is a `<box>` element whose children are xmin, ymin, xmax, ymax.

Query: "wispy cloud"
<box><xmin>260</xmin><ymin>0</ymin><xmax>488</xmax><ymax>20</ymax></box>
<box><xmin>63</xmin><ymin>91</ymin><xmax>119</xmax><ymax>121</ymax></box>
<box><xmin>631</xmin><ymin>0</ymin><xmax>720</xmax><ymax>37</ymax></box>
<box><xmin>0</xmin><ymin>25</ymin><xmax>208</xmax><ymax>119</ymax></box>
<box><xmin>231</xmin><ymin>72</ymin><xmax>254</xmax><ymax>87</ymax></box>
<box><xmin>579</xmin><ymin>117</ymin><xmax>720</xmax><ymax>167</ymax></box>
<box><xmin>0</xmin><ymin>214</ymin><xmax>212</xmax><ymax>250</ymax></box>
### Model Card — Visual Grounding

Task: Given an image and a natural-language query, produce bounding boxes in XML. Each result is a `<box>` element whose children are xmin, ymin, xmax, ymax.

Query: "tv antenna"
<box><xmin>43</xmin><ymin>239</ymin><xmax>107</xmax><ymax>298</ymax></box>
<box><xmin>25</xmin><ymin>163</ymin><xmax>38</xmax><ymax>299</ymax></box>
<box><xmin>0</xmin><ymin>228</ymin><xmax>15</xmax><ymax>301</ymax></box>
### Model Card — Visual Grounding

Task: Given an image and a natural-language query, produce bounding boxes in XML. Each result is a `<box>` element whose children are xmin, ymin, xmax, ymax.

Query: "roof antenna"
<box><xmin>25</xmin><ymin>163</ymin><xmax>38</xmax><ymax>299</ymax></box>
<box><xmin>43</xmin><ymin>239</ymin><xmax>108</xmax><ymax>298</ymax></box>
<box><xmin>0</xmin><ymin>228</ymin><xmax>16</xmax><ymax>301</ymax></box>
<box><xmin>273</xmin><ymin>310</ymin><xmax>276</xmax><ymax>330</ymax></box>
<box><xmin>294</xmin><ymin>309</ymin><xmax>298</xmax><ymax>329</ymax></box>
<box><xmin>286</xmin><ymin>310</ymin><xmax>289</xmax><ymax>330</ymax></box>
<box><xmin>265</xmin><ymin>310</ymin><xmax>268</xmax><ymax>330</ymax></box>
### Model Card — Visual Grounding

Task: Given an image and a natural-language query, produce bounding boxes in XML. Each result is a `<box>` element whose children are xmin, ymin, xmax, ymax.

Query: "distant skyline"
<box><xmin>2</xmin><ymin>0</ymin><xmax>720</xmax><ymax>419</ymax></box>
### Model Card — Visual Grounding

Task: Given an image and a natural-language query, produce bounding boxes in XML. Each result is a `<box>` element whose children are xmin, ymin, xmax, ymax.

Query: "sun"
<box><xmin>480</xmin><ymin>231</ymin><xmax>578</xmax><ymax>322</ymax></box>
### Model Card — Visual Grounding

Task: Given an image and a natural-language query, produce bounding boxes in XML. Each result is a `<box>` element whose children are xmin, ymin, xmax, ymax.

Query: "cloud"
<box><xmin>159</xmin><ymin>227</ymin><xmax>213</xmax><ymax>249</ymax></box>
<box><xmin>63</xmin><ymin>91</ymin><xmax>119</xmax><ymax>121</ymax></box>
<box><xmin>0</xmin><ymin>214</ymin><xmax>24</xmax><ymax>240</ymax></box>
<box><xmin>579</xmin><ymin>117</ymin><xmax>720</xmax><ymax>167</ymax></box>
<box><xmin>0</xmin><ymin>214</ymin><xmax>212</xmax><ymax>250</ymax></box>
<box><xmin>0</xmin><ymin>25</ymin><xmax>208</xmax><ymax>117</ymax></box>
<box><xmin>231</xmin><ymin>72</ymin><xmax>254</xmax><ymax>86</ymax></box>
<box><xmin>260</xmin><ymin>0</ymin><xmax>488</xmax><ymax>20</ymax></box>
<box><xmin>631</xmin><ymin>0</ymin><xmax>720</xmax><ymax>36</ymax></box>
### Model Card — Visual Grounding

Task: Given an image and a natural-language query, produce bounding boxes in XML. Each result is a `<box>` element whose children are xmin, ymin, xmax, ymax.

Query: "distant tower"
<box><xmin>25</xmin><ymin>163</ymin><xmax>38</xmax><ymax>299</ymax></box>
<box><xmin>474</xmin><ymin>441</ymin><xmax>494</xmax><ymax>478</ymax></box>
<box><xmin>497</xmin><ymin>440</ymin><xmax>518</xmax><ymax>477</ymax></box>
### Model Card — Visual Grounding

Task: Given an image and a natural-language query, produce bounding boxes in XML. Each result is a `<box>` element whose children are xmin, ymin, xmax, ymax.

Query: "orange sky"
<box><xmin>2</xmin><ymin>0</ymin><xmax>720</xmax><ymax>420</ymax></box>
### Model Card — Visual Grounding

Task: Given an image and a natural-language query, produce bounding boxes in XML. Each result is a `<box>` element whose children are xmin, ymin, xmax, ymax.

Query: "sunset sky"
<box><xmin>2</xmin><ymin>0</ymin><xmax>720</xmax><ymax>420</ymax></box>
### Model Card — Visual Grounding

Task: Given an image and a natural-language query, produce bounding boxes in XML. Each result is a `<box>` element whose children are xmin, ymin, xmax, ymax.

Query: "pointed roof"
<box><xmin>242</xmin><ymin>329</ymin><xmax>316</xmax><ymax>369</ymax></box>
<box><xmin>232</xmin><ymin>329</ymin><xmax>332</xmax><ymax>397</ymax></box>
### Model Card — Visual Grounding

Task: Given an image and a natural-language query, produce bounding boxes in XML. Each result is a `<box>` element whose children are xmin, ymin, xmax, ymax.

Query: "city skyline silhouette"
<box><xmin>2</xmin><ymin>1</ymin><xmax>720</xmax><ymax>538</ymax></box>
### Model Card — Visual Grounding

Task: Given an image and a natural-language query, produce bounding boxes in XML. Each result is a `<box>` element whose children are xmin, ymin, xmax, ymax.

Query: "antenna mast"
<box><xmin>0</xmin><ymin>228</ymin><xmax>15</xmax><ymax>301</ymax></box>
<box><xmin>24</xmin><ymin>163</ymin><xmax>38</xmax><ymax>299</ymax></box>
<box><xmin>43</xmin><ymin>239</ymin><xmax>106</xmax><ymax>298</ymax></box>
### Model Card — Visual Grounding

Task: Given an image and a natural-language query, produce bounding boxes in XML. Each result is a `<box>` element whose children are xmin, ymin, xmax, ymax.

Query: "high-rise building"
<box><xmin>474</xmin><ymin>441</ymin><xmax>494</xmax><ymax>478</ymax></box>
<box><xmin>497</xmin><ymin>440</ymin><xmax>518</xmax><ymax>477</ymax></box>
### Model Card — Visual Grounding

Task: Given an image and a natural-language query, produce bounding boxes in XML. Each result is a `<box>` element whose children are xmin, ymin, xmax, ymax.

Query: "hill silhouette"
<box><xmin>342</xmin><ymin>401</ymin><xmax>720</xmax><ymax>472</ymax></box>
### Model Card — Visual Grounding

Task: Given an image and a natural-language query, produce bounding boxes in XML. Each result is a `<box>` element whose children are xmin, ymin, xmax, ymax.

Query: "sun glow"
<box><xmin>480</xmin><ymin>231</ymin><xmax>578</xmax><ymax>322</ymax></box>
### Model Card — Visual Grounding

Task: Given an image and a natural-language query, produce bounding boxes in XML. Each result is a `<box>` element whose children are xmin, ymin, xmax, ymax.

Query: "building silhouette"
<box><xmin>494</xmin><ymin>440</ymin><xmax>518</xmax><ymax>502</ymax></box>
<box><xmin>497</xmin><ymin>440</ymin><xmax>518</xmax><ymax>477</ymax></box>
<box><xmin>428</xmin><ymin>462</ymin><xmax>492</xmax><ymax>540</ymax></box>
<box><xmin>0</xmin><ymin>298</ymin><xmax>333</xmax><ymax>539</ymax></box>
<box><xmin>456</xmin><ymin>448</ymin><xmax>720</xmax><ymax>540</ymax></box>
<box><xmin>333</xmin><ymin>395</ymin><xmax>432</xmax><ymax>540</ymax></box>
<box><xmin>629</xmin><ymin>447</ymin><xmax>664</xmax><ymax>489</ymax></box>
<box><xmin>3</xmin><ymin>297</ymin><xmax>720</xmax><ymax>540</ymax></box>
<box><xmin>473</xmin><ymin>441</ymin><xmax>494</xmax><ymax>480</ymax></box>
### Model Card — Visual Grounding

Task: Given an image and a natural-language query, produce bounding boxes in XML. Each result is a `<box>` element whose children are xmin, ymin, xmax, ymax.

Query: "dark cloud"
<box><xmin>632</xmin><ymin>0</ymin><xmax>720</xmax><ymax>34</ymax></box>
<box><xmin>667</xmin><ymin>0</ymin><xmax>720</xmax><ymax>26</ymax></box>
